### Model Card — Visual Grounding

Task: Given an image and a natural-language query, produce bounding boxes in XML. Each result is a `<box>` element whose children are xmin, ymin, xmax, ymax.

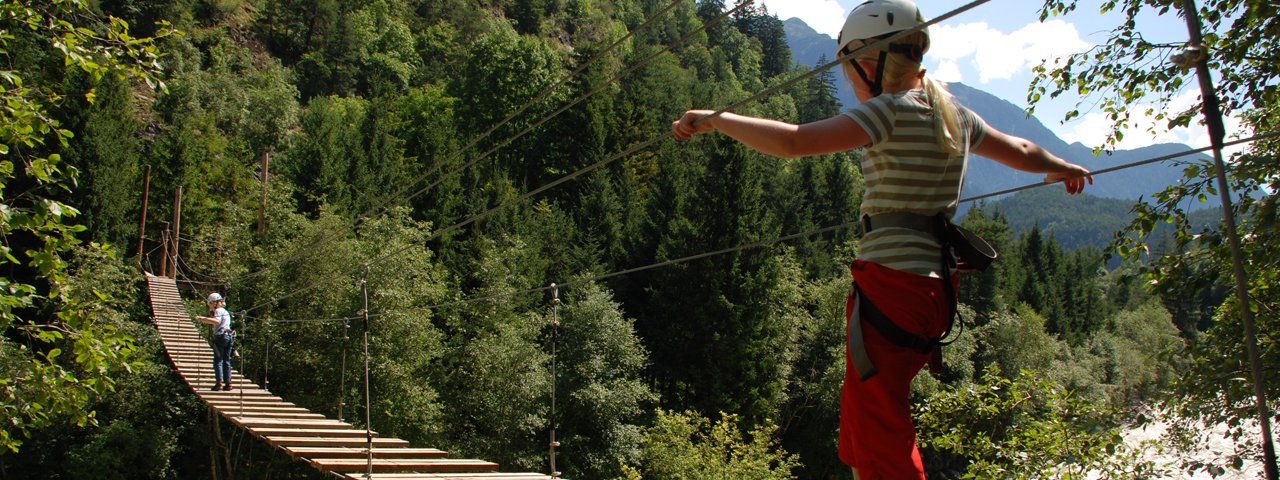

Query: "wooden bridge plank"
<box><xmin>249</xmin><ymin>427</ymin><xmax>381</xmax><ymax>438</ymax></box>
<box><xmin>284</xmin><ymin>447</ymin><xmax>448</xmax><ymax>459</ymax></box>
<box><xmin>264</xmin><ymin>436</ymin><xmax>411</xmax><ymax>448</ymax></box>
<box><xmin>311</xmin><ymin>458</ymin><xmax>497</xmax><ymax>474</ymax></box>
<box><xmin>340</xmin><ymin>475</ymin><xmax>552</xmax><ymax>480</ymax></box>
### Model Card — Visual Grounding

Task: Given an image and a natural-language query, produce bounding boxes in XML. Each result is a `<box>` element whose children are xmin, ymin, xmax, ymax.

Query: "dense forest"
<box><xmin>2</xmin><ymin>0</ymin><xmax>1277</xmax><ymax>479</ymax></box>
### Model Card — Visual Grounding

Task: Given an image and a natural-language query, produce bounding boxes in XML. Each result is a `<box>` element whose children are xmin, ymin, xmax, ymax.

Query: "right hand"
<box><xmin>671</xmin><ymin>110</ymin><xmax>717</xmax><ymax>140</ymax></box>
<box><xmin>1044</xmin><ymin>164</ymin><xmax>1093</xmax><ymax>195</ymax></box>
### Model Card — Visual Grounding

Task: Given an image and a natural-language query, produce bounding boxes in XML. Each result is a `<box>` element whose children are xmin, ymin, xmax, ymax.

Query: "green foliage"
<box><xmin>0</xmin><ymin>0</ymin><xmax>171</xmax><ymax>454</ymax></box>
<box><xmin>1087</xmin><ymin>300</ymin><xmax>1183</xmax><ymax>406</ymax></box>
<box><xmin>552</xmin><ymin>280</ymin><xmax>656</xmax><ymax>479</ymax></box>
<box><xmin>450</xmin><ymin>22</ymin><xmax>568</xmax><ymax>189</ymax></box>
<box><xmin>434</xmin><ymin>234</ymin><xmax>550</xmax><ymax>470</ymax></box>
<box><xmin>246</xmin><ymin>208</ymin><xmax>450</xmax><ymax>446</ymax></box>
<box><xmin>957</xmin><ymin>205</ymin><xmax>1012</xmax><ymax>317</ymax></box>
<box><xmin>64</xmin><ymin>74</ymin><xmax>142</xmax><ymax>248</ymax></box>
<box><xmin>974</xmin><ymin>305</ymin><xmax>1060</xmax><ymax>378</ymax></box>
<box><xmin>916</xmin><ymin>366</ymin><xmax>1161</xmax><ymax>479</ymax></box>
<box><xmin>793</xmin><ymin>57</ymin><xmax>842</xmax><ymax>124</ymax></box>
<box><xmin>618</xmin><ymin>409</ymin><xmax>801</xmax><ymax>480</ymax></box>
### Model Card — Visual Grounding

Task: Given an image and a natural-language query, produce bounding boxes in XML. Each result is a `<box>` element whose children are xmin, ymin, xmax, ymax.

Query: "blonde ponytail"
<box><xmin>923</xmin><ymin>76</ymin><xmax>963</xmax><ymax>157</ymax></box>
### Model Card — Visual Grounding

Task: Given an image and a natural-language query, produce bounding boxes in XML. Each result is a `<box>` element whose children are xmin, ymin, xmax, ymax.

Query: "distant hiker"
<box><xmin>671</xmin><ymin>0</ymin><xmax>1092</xmax><ymax>478</ymax></box>
<box><xmin>195</xmin><ymin>292</ymin><xmax>235</xmax><ymax>391</ymax></box>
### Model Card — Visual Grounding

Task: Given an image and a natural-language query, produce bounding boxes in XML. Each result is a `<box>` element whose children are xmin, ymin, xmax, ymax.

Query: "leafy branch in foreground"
<box><xmin>1031</xmin><ymin>4</ymin><xmax>1280</xmax><ymax>473</ymax></box>
<box><xmin>0</xmin><ymin>0</ymin><xmax>173</xmax><ymax>453</ymax></box>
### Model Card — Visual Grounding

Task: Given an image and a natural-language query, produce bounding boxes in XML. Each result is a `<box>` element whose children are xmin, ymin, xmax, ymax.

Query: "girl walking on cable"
<box><xmin>671</xmin><ymin>1</ymin><xmax>1092</xmax><ymax>478</ymax></box>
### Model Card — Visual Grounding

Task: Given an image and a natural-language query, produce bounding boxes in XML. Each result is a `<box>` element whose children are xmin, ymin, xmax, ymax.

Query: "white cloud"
<box><xmin>754</xmin><ymin>0</ymin><xmax>847</xmax><ymax>37</ymax></box>
<box><xmin>931</xmin><ymin>60</ymin><xmax>964</xmax><ymax>83</ymax></box>
<box><xmin>1058</xmin><ymin>90</ymin><xmax>1247</xmax><ymax>154</ymax></box>
<box><xmin>929</xmin><ymin>20</ymin><xmax>1091</xmax><ymax>84</ymax></box>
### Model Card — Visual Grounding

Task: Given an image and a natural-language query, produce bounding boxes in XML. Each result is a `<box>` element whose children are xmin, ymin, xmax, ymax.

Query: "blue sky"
<box><xmin>753</xmin><ymin>0</ymin><xmax>1237</xmax><ymax>151</ymax></box>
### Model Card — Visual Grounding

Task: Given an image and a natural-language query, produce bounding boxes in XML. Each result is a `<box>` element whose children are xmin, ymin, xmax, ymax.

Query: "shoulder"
<box><xmin>841</xmin><ymin>94</ymin><xmax>902</xmax><ymax>144</ymax></box>
<box><xmin>952</xmin><ymin>101</ymin><xmax>990</xmax><ymax>142</ymax></box>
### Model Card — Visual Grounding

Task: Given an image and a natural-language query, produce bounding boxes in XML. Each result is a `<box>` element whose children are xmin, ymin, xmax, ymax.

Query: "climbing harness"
<box><xmin>846</xmin><ymin>212</ymin><xmax>996</xmax><ymax>379</ymax></box>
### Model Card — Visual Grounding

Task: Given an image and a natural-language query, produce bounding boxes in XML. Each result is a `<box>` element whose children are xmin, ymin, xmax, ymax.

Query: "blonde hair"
<box><xmin>841</xmin><ymin>31</ymin><xmax>963</xmax><ymax>156</ymax></box>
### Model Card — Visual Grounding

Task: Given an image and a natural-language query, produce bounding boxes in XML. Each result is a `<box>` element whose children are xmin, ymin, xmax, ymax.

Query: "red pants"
<box><xmin>839</xmin><ymin>260</ymin><xmax>955</xmax><ymax>479</ymax></box>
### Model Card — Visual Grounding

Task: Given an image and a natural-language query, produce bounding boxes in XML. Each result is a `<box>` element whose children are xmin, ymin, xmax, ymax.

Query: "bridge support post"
<box><xmin>1177</xmin><ymin>2</ymin><xmax>1276</xmax><ymax>478</ymax></box>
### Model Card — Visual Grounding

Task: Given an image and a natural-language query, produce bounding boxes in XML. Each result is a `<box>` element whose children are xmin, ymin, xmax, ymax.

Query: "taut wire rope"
<box><xmin>238</xmin><ymin>0</ymin><xmax>992</xmax><ymax>317</ymax></box>
<box><xmin>961</xmin><ymin>131</ymin><xmax>1280</xmax><ymax>203</ymax></box>
<box><xmin>387</xmin><ymin>131</ymin><xmax>1278</xmax><ymax>315</ymax></box>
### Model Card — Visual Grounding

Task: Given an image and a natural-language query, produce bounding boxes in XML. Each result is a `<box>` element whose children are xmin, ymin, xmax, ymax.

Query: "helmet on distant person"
<box><xmin>836</xmin><ymin>0</ymin><xmax>929</xmax><ymax>96</ymax></box>
<box><xmin>207</xmin><ymin>292</ymin><xmax>224</xmax><ymax>305</ymax></box>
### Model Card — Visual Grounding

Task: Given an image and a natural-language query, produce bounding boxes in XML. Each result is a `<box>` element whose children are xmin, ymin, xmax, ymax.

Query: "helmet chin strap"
<box><xmin>845</xmin><ymin>48</ymin><xmax>890</xmax><ymax>97</ymax></box>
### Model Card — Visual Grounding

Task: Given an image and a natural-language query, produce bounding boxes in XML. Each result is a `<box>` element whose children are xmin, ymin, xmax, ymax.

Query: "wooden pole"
<box><xmin>172</xmin><ymin>186</ymin><xmax>183</xmax><ymax>277</ymax></box>
<box><xmin>258</xmin><ymin>151</ymin><xmax>269</xmax><ymax>234</ymax></box>
<box><xmin>1178</xmin><ymin>2</ymin><xmax>1276</xmax><ymax>478</ymax></box>
<box><xmin>136</xmin><ymin>165</ymin><xmax>151</xmax><ymax>270</ymax></box>
<box><xmin>549</xmin><ymin>284</ymin><xmax>561</xmax><ymax>479</ymax></box>
<box><xmin>359</xmin><ymin>265</ymin><xmax>372</xmax><ymax>479</ymax></box>
<box><xmin>159</xmin><ymin>223</ymin><xmax>170</xmax><ymax>278</ymax></box>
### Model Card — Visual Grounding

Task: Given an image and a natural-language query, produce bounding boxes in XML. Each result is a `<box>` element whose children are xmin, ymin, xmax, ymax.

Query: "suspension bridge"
<box><xmin>146</xmin><ymin>273</ymin><xmax>552</xmax><ymax>480</ymax></box>
<box><xmin>132</xmin><ymin>0</ymin><xmax>1278</xmax><ymax>478</ymax></box>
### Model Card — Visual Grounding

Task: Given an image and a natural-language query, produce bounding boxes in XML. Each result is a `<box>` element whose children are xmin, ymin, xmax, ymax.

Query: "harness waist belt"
<box><xmin>861</xmin><ymin>212</ymin><xmax>939</xmax><ymax>236</ymax></box>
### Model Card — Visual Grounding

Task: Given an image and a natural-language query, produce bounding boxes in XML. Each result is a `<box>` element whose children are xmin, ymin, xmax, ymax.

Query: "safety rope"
<box><xmin>238</xmin><ymin>0</ymin><xmax>992</xmax><ymax>317</ymax></box>
<box><xmin>228</xmin><ymin>124</ymin><xmax>1276</xmax><ymax>332</ymax></box>
<box><xmin>404</xmin><ymin>131</ymin><xmax>1278</xmax><ymax>314</ymax></box>
<box><xmin>960</xmin><ymin>132</ymin><xmax>1279</xmax><ymax>203</ymax></box>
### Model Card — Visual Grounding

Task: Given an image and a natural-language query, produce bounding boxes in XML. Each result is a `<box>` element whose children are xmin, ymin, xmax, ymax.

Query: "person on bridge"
<box><xmin>671</xmin><ymin>0</ymin><xmax>1092</xmax><ymax>478</ymax></box>
<box><xmin>195</xmin><ymin>292</ymin><xmax>235</xmax><ymax>391</ymax></box>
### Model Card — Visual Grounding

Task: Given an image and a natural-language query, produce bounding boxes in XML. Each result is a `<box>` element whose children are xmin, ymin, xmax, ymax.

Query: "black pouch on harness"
<box><xmin>941</xmin><ymin>221</ymin><xmax>998</xmax><ymax>272</ymax></box>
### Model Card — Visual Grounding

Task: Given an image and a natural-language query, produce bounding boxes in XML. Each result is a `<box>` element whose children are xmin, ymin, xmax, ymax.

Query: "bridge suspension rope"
<box><xmin>378</xmin><ymin>130</ymin><xmax>1279</xmax><ymax>316</ymax></box>
<box><xmin>226</xmin><ymin>0</ymin><xmax>700</xmax><ymax>286</ymax></box>
<box><xmin>238</xmin><ymin>0</ymin><xmax>994</xmax><ymax>317</ymax></box>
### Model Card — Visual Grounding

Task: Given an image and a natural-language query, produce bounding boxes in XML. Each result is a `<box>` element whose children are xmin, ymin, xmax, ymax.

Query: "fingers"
<box><xmin>671</xmin><ymin>119</ymin><xmax>695</xmax><ymax>139</ymax></box>
<box><xmin>1045</xmin><ymin>169</ymin><xmax>1092</xmax><ymax>195</ymax></box>
<box><xmin>671</xmin><ymin>110</ymin><xmax>714</xmax><ymax>140</ymax></box>
<box><xmin>1063</xmin><ymin>173</ymin><xmax>1092</xmax><ymax>195</ymax></box>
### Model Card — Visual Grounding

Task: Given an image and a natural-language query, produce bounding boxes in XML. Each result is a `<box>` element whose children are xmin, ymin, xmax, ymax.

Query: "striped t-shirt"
<box><xmin>842</xmin><ymin>89</ymin><xmax>988</xmax><ymax>277</ymax></box>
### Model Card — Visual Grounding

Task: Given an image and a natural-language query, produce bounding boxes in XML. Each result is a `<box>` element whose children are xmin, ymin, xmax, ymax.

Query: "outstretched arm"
<box><xmin>195</xmin><ymin>315</ymin><xmax>218</xmax><ymax>326</ymax></box>
<box><xmin>973</xmin><ymin>127</ymin><xmax>1093</xmax><ymax>195</ymax></box>
<box><xmin>672</xmin><ymin>110</ymin><xmax>870</xmax><ymax>158</ymax></box>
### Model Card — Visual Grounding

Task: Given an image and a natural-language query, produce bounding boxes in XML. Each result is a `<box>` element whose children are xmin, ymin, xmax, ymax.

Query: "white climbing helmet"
<box><xmin>836</xmin><ymin>0</ymin><xmax>930</xmax><ymax>60</ymax></box>
<box><xmin>207</xmin><ymin>292</ymin><xmax>224</xmax><ymax>305</ymax></box>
